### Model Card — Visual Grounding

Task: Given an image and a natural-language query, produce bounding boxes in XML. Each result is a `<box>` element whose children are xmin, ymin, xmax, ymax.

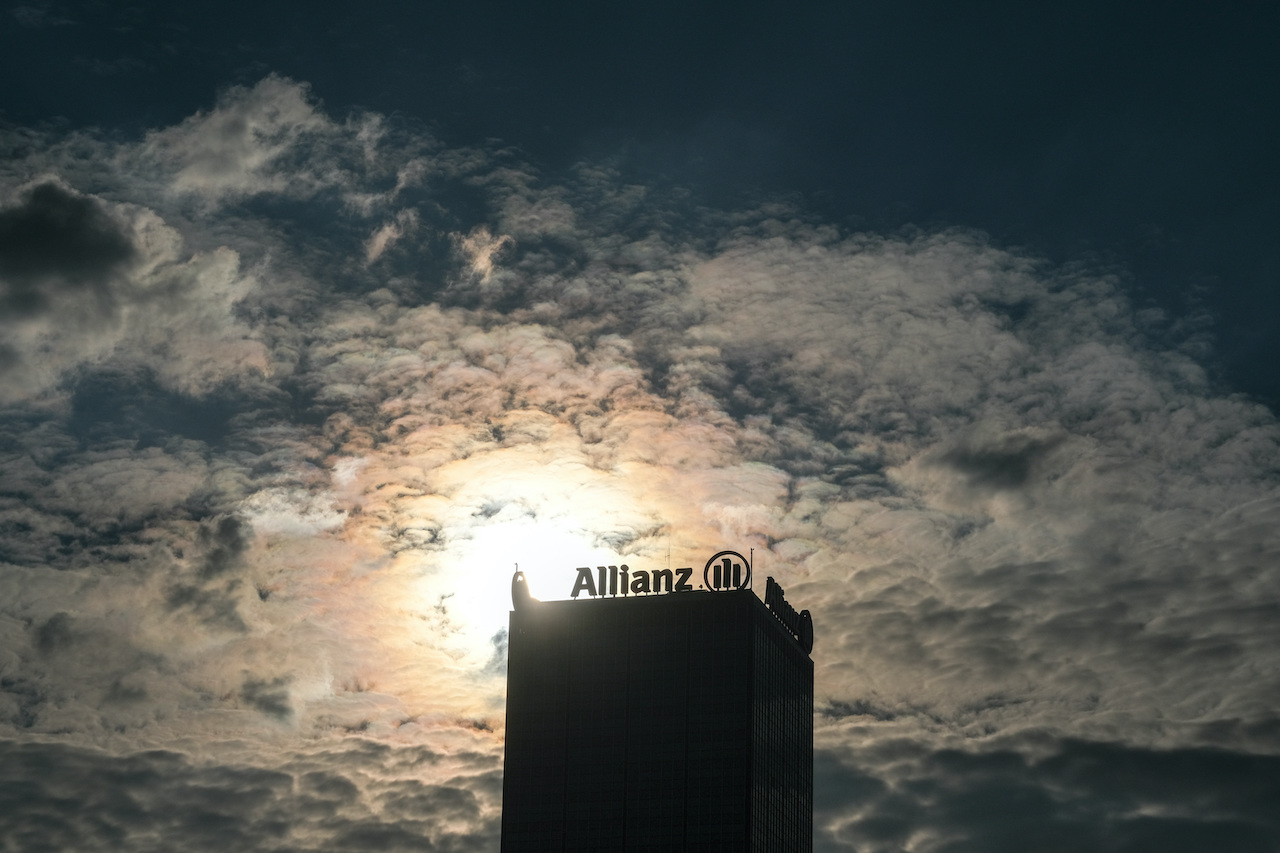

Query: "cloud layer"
<box><xmin>2</xmin><ymin>76</ymin><xmax>1278</xmax><ymax>850</ymax></box>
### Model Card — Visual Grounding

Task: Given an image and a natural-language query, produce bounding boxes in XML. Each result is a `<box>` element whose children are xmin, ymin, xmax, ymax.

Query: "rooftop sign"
<box><xmin>508</xmin><ymin>549</ymin><xmax>815</xmax><ymax>654</ymax></box>
<box><xmin>568</xmin><ymin>549</ymin><xmax>752</xmax><ymax>599</ymax></box>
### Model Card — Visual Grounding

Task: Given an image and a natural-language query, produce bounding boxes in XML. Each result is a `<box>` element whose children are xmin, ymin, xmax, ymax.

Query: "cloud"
<box><xmin>0</xmin><ymin>738</ymin><xmax>501</xmax><ymax>852</ymax></box>
<box><xmin>1</xmin><ymin>75</ymin><xmax>1278</xmax><ymax>849</ymax></box>
<box><xmin>0</xmin><ymin>176</ymin><xmax>268</xmax><ymax>403</ymax></box>
<box><xmin>139</xmin><ymin>75</ymin><xmax>335</xmax><ymax>203</ymax></box>
<box><xmin>452</xmin><ymin>225</ymin><xmax>514</xmax><ymax>282</ymax></box>
<box><xmin>815</xmin><ymin>737</ymin><xmax>1280</xmax><ymax>852</ymax></box>
<box><xmin>0</xmin><ymin>180</ymin><xmax>137</xmax><ymax>312</ymax></box>
<box><xmin>365</xmin><ymin>209</ymin><xmax>420</xmax><ymax>264</ymax></box>
<box><xmin>9</xmin><ymin>5</ymin><xmax>75</xmax><ymax>28</ymax></box>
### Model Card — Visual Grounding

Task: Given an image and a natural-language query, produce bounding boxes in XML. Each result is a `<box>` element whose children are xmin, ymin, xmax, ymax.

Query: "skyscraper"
<box><xmin>501</xmin><ymin>553</ymin><xmax>814</xmax><ymax>852</ymax></box>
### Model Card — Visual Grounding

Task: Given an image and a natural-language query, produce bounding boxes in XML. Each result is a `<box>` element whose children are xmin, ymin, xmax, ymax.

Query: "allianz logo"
<box><xmin>569</xmin><ymin>550</ymin><xmax>752</xmax><ymax>598</ymax></box>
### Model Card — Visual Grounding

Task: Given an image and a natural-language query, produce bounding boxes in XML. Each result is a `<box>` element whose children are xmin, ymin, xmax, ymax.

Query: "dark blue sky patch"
<box><xmin>66</xmin><ymin>367</ymin><xmax>260</xmax><ymax>448</ymax></box>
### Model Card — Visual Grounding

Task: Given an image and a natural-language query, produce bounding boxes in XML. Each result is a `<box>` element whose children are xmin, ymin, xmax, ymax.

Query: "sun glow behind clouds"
<box><xmin>416</xmin><ymin>513</ymin><xmax>648</xmax><ymax>668</ymax></box>
<box><xmin>398</xmin><ymin>448</ymin><xmax>665</xmax><ymax>667</ymax></box>
<box><xmin>448</xmin><ymin>512</ymin><xmax>618</xmax><ymax>616</ymax></box>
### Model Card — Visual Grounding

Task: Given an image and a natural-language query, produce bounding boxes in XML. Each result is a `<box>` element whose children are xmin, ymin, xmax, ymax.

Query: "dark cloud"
<box><xmin>196</xmin><ymin>515</ymin><xmax>249</xmax><ymax>579</ymax></box>
<box><xmin>164</xmin><ymin>579</ymin><xmax>248</xmax><ymax>632</ymax></box>
<box><xmin>0</xmin><ymin>738</ymin><xmax>499</xmax><ymax>852</ymax></box>
<box><xmin>241</xmin><ymin>676</ymin><xmax>292</xmax><ymax>720</ymax></box>
<box><xmin>935</xmin><ymin>430</ymin><xmax>1068</xmax><ymax>490</ymax></box>
<box><xmin>0</xmin><ymin>181</ymin><xmax>136</xmax><ymax>317</ymax></box>
<box><xmin>821</xmin><ymin>698</ymin><xmax>899</xmax><ymax>722</ymax></box>
<box><xmin>482</xmin><ymin>628</ymin><xmax>508</xmax><ymax>677</ymax></box>
<box><xmin>161</xmin><ymin>515</ymin><xmax>257</xmax><ymax>631</ymax></box>
<box><xmin>32</xmin><ymin>611</ymin><xmax>74</xmax><ymax>655</ymax></box>
<box><xmin>816</xmin><ymin>738</ymin><xmax>1280</xmax><ymax>853</ymax></box>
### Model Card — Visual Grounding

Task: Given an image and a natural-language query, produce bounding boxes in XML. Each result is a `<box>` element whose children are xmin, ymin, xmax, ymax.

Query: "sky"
<box><xmin>1</xmin><ymin>3</ymin><xmax>1278</xmax><ymax>851</ymax></box>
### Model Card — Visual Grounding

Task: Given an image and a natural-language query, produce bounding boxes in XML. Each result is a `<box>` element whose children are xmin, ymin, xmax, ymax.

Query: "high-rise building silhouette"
<box><xmin>501</xmin><ymin>554</ymin><xmax>814</xmax><ymax>852</ymax></box>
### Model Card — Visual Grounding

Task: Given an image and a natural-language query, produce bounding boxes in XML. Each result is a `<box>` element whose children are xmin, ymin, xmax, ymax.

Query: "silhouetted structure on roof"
<box><xmin>501</xmin><ymin>555</ymin><xmax>814</xmax><ymax>852</ymax></box>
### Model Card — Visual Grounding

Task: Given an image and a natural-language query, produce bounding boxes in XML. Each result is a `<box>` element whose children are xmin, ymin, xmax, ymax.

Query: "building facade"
<box><xmin>501</xmin><ymin>569</ymin><xmax>813</xmax><ymax>852</ymax></box>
